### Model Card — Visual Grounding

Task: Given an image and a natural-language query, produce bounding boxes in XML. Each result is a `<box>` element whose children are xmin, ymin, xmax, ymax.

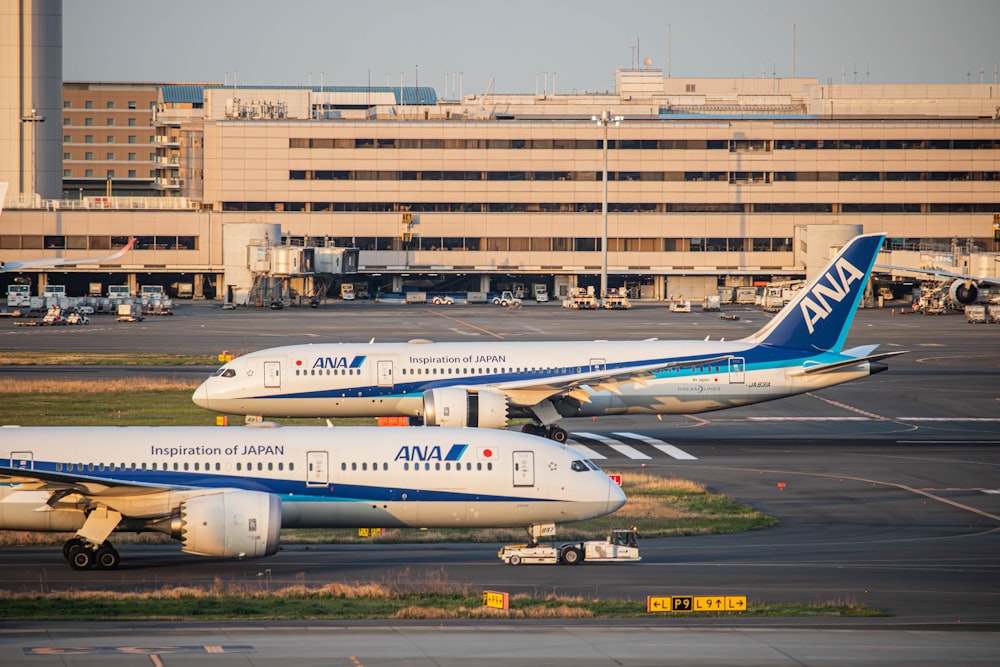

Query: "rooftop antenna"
<box><xmin>667</xmin><ymin>24</ymin><xmax>671</xmax><ymax>77</ymax></box>
<box><xmin>628</xmin><ymin>45</ymin><xmax>636</xmax><ymax>69</ymax></box>
<box><xmin>792</xmin><ymin>23</ymin><xmax>796</xmax><ymax>78</ymax></box>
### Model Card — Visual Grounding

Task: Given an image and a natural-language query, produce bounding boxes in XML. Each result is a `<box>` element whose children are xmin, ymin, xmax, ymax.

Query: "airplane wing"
<box><xmin>0</xmin><ymin>464</ymin><xmax>185</xmax><ymax>498</ymax></box>
<box><xmin>876</xmin><ymin>264</ymin><xmax>1000</xmax><ymax>287</ymax></box>
<box><xmin>786</xmin><ymin>350</ymin><xmax>908</xmax><ymax>377</ymax></box>
<box><xmin>0</xmin><ymin>238</ymin><xmax>136</xmax><ymax>272</ymax></box>
<box><xmin>482</xmin><ymin>355</ymin><xmax>734</xmax><ymax>406</ymax></box>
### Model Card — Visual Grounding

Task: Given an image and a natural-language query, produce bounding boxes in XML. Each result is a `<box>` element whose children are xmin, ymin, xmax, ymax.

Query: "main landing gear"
<box><xmin>521</xmin><ymin>423</ymin><xmax>569</xmax><ymax>443</ymax></box>
<box><xmin>62</xmin><ymin>537</ymin><xmax>120</xmax><ymax>570</ymax></box>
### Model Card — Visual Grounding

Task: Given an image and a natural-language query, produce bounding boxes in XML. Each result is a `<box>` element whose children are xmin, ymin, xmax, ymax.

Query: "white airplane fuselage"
<box><xmin>0</xmin><ymin>425</ymin><xmax>623</xmax><ymax>535</ymax></box>
<box><xmin>193</xmin><ymin>339</ymin><xmax>877</xmax><ymax>419</ymax></box>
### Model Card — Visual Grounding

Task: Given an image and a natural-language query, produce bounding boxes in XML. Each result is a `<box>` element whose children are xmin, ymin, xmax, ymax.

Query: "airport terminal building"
<box><xmin>3</xmin><ymin>65</ymin><xmax>1000</xmax><ymax>301</ymax></box>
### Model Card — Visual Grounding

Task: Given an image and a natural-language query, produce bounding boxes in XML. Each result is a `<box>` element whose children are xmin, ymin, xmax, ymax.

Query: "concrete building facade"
<box><xmin>1</xmin><ymin>47</ymin><xmax>998</xmax><ymax>301</ymax></box>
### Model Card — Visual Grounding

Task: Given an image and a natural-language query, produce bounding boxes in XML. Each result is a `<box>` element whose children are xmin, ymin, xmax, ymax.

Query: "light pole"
<box><xmin>20</xmin><ymin>109</ymin><xmax>45</xmax><ymax>200</ymax></box>
<box><xmin>593</xmin><ymin>111</ymin><xmax>622</xmax><ymax>305</ymax></box>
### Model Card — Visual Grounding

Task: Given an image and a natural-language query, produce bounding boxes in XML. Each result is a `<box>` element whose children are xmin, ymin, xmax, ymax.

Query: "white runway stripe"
<box><xmin>572</xmin><ymin>431</ymin><xmax>651</xmax><ymax>460</ymax></box>
<box><xmin>614</xmin><ymin>432</ymin><xmax>698</xmax><ymax>460</ymax></box>
<box><xmin>566</xmin><ymin>442</ymin><xmax>606</xmax><ymax>460</ymax></box>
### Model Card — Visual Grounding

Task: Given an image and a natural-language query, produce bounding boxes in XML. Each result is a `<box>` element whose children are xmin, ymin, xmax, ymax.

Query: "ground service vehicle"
<box><xmin>6</xmin><ymin>284</ymin><xmax>30</xmax><ymax>308</ymax></box>
<box><xmin>492</xmin><ymin>290</ymin><xmax>521</xmax><ymax>307</ymax></box>
<box><xmin>532</xmin><ymin>284</ymin><xmax>549</xmax><ymax>302</ymax></box>
<box><xmin>431</xmin><ymin>295</ymin><xmax>454</xmax><ymax>305</ymax></box>
<box><xmin>341</xmin><ymin>283</ymin><xmax>356</xmax><ymax>300</ymax></box>
<box><xmin>562</xmin><ymin>287</ymin><xmax>598</xmax><ymax>309</ymax></box>
<box><xmin>602</xmin><ymin>288</ymin><xmax>631</xmax><ymax>309</ymax></box>
<box><xmin>498</xmin><ymin>528</ymin><xmax>641</xmax><ymax>565</ymax></box>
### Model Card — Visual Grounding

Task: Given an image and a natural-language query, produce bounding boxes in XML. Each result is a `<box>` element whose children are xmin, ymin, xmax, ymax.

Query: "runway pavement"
<box><xmin>1</xmin><ymin>301</ymin><xmax>998</xmax><ymax>664</ymax></box>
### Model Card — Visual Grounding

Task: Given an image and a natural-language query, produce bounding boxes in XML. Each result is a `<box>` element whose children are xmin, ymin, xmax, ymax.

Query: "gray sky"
<box><xmin>63</xmin><ymin>0</ymin><xmax>1000</xmax><ymax>94</ymax></box>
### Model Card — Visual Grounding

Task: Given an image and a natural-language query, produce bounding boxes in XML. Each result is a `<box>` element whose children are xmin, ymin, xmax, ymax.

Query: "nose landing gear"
<box><xmin>521</xmin><ymin>423</ymin><xmax>568</xmax><ymax>443</ymax></box>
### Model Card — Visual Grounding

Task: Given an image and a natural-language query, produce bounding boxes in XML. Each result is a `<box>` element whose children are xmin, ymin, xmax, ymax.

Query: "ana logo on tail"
<box><xmin>799</xmin><ymin>257</ymin><xmax>865</xmax><ymax>334</ymax></box>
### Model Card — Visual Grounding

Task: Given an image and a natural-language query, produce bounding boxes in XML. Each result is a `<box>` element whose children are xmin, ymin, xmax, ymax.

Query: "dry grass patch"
<box><xmin>0</xmin><ymin>377</ymin><xmax>201</xmax><ymax>394</ymax></box>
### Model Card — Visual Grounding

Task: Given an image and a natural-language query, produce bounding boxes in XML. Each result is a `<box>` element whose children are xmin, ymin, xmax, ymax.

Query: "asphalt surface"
<box><xmin>1</xmin><ymin>300</ymin><xmax>998</xmax><ymax>665</ymax></box>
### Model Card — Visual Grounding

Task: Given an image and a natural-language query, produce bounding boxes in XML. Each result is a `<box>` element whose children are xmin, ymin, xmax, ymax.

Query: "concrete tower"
<box><xmin>0</xmin><ymin>0</ymin><xmax>63</xmax><ymax>204</ymax></box>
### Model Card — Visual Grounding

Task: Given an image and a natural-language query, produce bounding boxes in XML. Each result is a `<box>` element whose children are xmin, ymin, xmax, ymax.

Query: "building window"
<box><xmin>107</xmin><ymin>170</ymin><xmax>115</xmax><ymax>178</ymax></box>
<box><xmin>63</xmin><ymin>100</ymin><xmax>71</xmax><ymax>109</ymax></box>
<box><xmin>106</xmin><ymin>101</ymin><xmax>115</xmax><ymax>109</ymax></box>
<box><xmin>85</xmin><ymin>152</ymin><xmax>93</xmax><ymax>160</ymax></box>
<box><xmin>85</xmin><ymin>118</ymin><xmax>93</xmax><ymax>126</ymax></box>
<box><xmin>85</xmin><ymin>101</ymin><xmax>93</xmax><ymax>109</ymax></box>
<box><xmin>128</xmin><ymin>100</ymin><xmax>137</xmax><ymax>109</ymax></box>
<box><xmin>106</xmin><ymin>152</ymin><xmax>114</xmax><ymax>160</ymax></box>
<box><xmin>128</xmin><ymin>169</ymin><xmax>137</xmax><ymax>178</ymax></box>
<box><xmin>128</xmin><ymin>118</ymin><xmax>137</xmax><ymax>126</ymax></box>
<box><xmin>106</xmin><ymin>118</ymin><xmax>115</xmax><ymax>126</ymax></box>
<box><xmin>107</xmin><ymin>136</ymin><xmax>115</xmax><ymax>143</ymax></box>
<box><xmin>128</xmin><ymin>135</ymin><xmax>137</xmax><ymax>143</ymax></box>
<box><xmin>85</xmin><ymin>169</ymin><xmax>93</xmax><ymax>177</ymax></box>
<box><xmin>63</xmin><ymin>118</ymin><xmax>70</xmax><ymax>126</ymax></box>
<box><xmin>128</xmin><ymin>152</ymin><xmax>136</xmax><ymax>161</ymax></box>
<box><xmin>85</xmin><ymin>135</ymin><xmax>93</xmax><ymax>143</ymax></box>
<box><xmin>63</xmin><ymin>152</ymin><xmax>70</xmax><ymax>160</ymax></box>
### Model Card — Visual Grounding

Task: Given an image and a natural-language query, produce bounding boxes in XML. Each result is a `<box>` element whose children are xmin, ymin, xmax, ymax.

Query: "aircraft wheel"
<box><xmin>68</xmin><ymin>545</ymin><xmax>95</xmax><ymax>570</ymax></box>
<box><xmin>62</xmin><ymin>537</ymin><xmax>86</xmax><ymax>560</ymax></box>
<box><xmin>548</xmin><ymin>427</ymin><xmax>568</xmax><ymax>443</ymax></box>
<box><xmin>560</xmin><ymin>546</ymin><xmax>582</xmax><ymax>565</ymax></box>
<box><xmin>521</xmin><ymin>424</ymin><xmax>544</xmax><ymax>437</ymax></box>
<box><xmin>508</xmin><ymin>554</ymin><xmax>521</xmax><ymax>566</ymax></box>
<box><xmin>95</xmin><ymin>545</ymin><xmax>120</xmax><ymax>570</ymax></box>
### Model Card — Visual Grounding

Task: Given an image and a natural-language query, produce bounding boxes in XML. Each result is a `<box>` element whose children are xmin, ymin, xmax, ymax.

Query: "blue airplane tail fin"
<box><xmin>744</xmin><ymin>233</ymin><xmax>886</xmax><ymax>352</ymax></box>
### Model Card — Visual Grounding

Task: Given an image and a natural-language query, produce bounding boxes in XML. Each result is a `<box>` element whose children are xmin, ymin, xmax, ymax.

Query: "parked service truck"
<box><xmin>532</xmin><ymin>283</ymin><xmax>549</xmax><ymax>302</ymax></box>
<box><xmin>6</xmin><ymin>284</ymin><xmax>31</xmax><ymax>308</ymax></box>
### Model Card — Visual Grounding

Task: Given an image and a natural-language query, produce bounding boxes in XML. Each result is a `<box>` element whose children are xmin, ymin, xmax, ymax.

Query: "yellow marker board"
<box><xmin>646</xmin><ymin>596</ymin><xmax>747</xmax><ymax>613</ymax></box>
<box><xmin>483</xmin><ymin>590</ymin><xmax>509</xmax><ymax>610</ymax></box>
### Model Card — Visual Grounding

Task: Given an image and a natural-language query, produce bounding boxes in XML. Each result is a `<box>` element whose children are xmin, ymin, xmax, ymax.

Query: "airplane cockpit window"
<box><xmin>571</xmin><ymin>460</ymin><xmax>589</xmax><ymax>472</ymax></box>
<box><xmin>584</xmin><ymin>460</ymin><xmax>601</xmax><ymax>471</ymax></box>
<box><xmin>212</xmin><ymin>368</ymin><xmax>236</xmax><ymax>378</ymax></box>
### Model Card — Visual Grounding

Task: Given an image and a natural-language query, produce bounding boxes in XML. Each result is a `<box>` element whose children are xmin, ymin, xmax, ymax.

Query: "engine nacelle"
<box><xmin>949</xmin><ymin>279</ymin><xmax>979</xmax><ymax>306</ymax></box>
<box><xmin>174</xmin><ymin>490</ymin><xmax>282</xmax><ymax>559</ymax></box>
<box><xmin>422</xmin><ymin>387</ymin><xmax>509</xmax><ymax>429</ymax></box>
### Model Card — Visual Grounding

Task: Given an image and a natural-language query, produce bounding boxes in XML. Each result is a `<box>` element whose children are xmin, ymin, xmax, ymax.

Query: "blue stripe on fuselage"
<box><xmin>15</xmin><ymin>461</ymin><xmax>550</xmax><ymax>504</ymax></box>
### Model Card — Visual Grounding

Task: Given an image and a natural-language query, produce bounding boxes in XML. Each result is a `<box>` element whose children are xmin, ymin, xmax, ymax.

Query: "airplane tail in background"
<box><xmin>743</xmin><ymin>233</ymin><xmax>886</xmax><ymax>353</ymax></box>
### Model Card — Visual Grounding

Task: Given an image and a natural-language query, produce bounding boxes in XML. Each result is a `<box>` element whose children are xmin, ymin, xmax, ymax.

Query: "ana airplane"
<box><xmin>0</xmin><ymin>238</ymin><xmax>136</xmax><ymax>272</ymax></box>
<box><xmin>876</xmin><ymin>261</ymin><xmax>1000</xmax><ymax>308</ymax></box>
<box><xmin>0</xmin><ymin>424</ymin><xmax>624</xmax><ymax>571</ymax></box>
<box><xmin>194</xmin><ymin>233</ymin><xmax>904</xmax><ymax>442</ymax></box>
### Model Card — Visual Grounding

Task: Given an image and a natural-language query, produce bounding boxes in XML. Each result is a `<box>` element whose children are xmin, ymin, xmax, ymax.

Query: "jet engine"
<box><xmin>422</xmin><ymin>387</ymin><xmax>509</xmax><ymax>429</ymax></box>
<box><xmin>948</xmin><ymin>279</ymin><xmax>979</xmax><ymax>306</ymax></box>
<box><xmin>170</xmin><ymin>490</ymin><xmax>282</xmax><ymax>558</ymax></box>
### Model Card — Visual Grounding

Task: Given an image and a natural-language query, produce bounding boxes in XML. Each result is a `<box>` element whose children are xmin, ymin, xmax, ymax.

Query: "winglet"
<box><xmin>743</xmin><ymin>233</ymin><xmax>885</xmax><ymax>353</ymax></box>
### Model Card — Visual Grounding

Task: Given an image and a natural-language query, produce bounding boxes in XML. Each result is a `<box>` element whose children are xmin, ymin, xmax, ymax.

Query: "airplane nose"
<box><xmin>607</xmin><ymin>476</ymin><xmax>627</xmax><ymax>514</ymax></box>
<box><xmin>192</xmin><ymin>382</ymin><xmax>210</xmax><ymax>409</ymax></box>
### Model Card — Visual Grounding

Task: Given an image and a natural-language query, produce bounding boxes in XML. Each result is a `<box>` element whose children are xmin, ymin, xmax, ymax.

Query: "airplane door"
<box><xmin>729</xmin><ymin>357</ymin><xmax>746</xmax><ymax>384</ymax></box>
<box><xmin>377</xmin><ymin>360</ymin><xmax>394</xmax><ymax>387</ymax></box>
<box><xmin>512</xmin><ymin>451</ymin><xmax>534</xmax><ymax>487</ymax></box>
<box><xmin>264</xmin><ymin>361</ymin><xmax>281</xmax><ymax>388</ymax></box>
<box><xmin>8</xmin><ymin>451</ymin><xmax>32</xmax><ymax>470</ymax></box>
<box><xmin>589</xmin><ymin>358</ymin><xmax>607</xmax><ymax>372</ymax></box>
<box><xmin>306</xmin><ymin>451</ymin><xmax>328</xmax><ymax>487</ymax></box>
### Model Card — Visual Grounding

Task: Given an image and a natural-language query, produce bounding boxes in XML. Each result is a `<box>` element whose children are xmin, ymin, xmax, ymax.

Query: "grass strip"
<box><xmin>0</xmin><ymin>583</ymin><xmax>884</xmax><ymax>621</ymax></box>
